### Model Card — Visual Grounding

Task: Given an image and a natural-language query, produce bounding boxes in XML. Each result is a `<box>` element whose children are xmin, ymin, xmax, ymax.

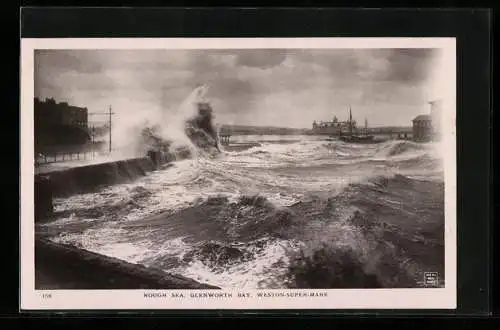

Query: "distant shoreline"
<box><xmin>219</xmin><ymin>124</ymin><xmax>412</xmax><ymax>136</ymax></box>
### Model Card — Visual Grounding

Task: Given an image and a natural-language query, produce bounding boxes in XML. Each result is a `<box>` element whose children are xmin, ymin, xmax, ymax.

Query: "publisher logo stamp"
<box><xmin>424</xmin><ymin>272</ymin><xmax>439</xmax><ymax>287</ymax></box>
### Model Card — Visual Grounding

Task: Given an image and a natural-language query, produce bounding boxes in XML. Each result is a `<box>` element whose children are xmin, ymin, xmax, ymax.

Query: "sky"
<box><xmin>34</xmin><ymin>48</ymin><xmax>443</xmax><ymax>129</ymax></box>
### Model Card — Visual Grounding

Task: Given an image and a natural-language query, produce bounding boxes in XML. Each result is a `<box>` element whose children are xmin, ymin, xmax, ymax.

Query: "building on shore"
<box><xmin>34</xmin><ymin>97</ymin><xmax>91</xmax><ymax>150</ymax></box>
<box><xmin>411</xmin><ymin>99</ymin><xmax>443</xmax><ymax>143</ymax></box>
<box><xmin>311</xmin><ymin>114</ymin><xmax>355</xmax><ymax>135</ymax></box>
<box><xmin>412</xmin><ymin>114</ymin><xmax>433</xmax><ymax>142</ymax></box>
<box><xmin>35</xmin><ymin>97</ymin><xmax>88</xmax><ymax>128</ymax></box>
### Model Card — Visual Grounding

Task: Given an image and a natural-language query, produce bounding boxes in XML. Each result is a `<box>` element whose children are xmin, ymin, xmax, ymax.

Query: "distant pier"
<box><xmin>307</xmin><ymin>128</ymin><xmax>413</xmax><ymax>139</ymax></box>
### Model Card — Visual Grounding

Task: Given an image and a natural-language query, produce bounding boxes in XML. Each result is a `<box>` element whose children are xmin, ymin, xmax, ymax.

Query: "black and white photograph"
<box><xmin>21</xmin><ymin>38</ymin><xmax>456</xmax><ymax>310</ymax></box>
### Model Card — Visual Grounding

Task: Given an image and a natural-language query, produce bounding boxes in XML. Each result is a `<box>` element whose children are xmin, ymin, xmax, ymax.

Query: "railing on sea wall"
<box><xmin>219</xmin><ymin>134</ymin><xmax>231</xmax><ymax>145</ymax></box>
<box><xmin>35</xmin><ymin>142</ymin><xmax>106</xmax><ymax>165</ymax></box>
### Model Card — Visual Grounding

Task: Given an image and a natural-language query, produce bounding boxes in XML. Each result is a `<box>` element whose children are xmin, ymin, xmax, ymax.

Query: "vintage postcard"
<box><xmin>20</xmin><ymin>37</ymin><xmax>456</xmax><ymax>310</ymax></box>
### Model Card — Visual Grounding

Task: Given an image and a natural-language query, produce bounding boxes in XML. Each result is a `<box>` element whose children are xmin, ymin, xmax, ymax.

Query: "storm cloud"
<box><xmin>35</xmin><ymin>48</ymin><xmax>441</xmax><ymax>128</ymax></box>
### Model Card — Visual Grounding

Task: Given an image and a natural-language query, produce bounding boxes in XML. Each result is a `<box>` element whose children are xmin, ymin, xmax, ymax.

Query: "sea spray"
<box><xmin>110</xmin><ymin>84</ymin><xmax>220</xmax><ymax>161</ymax></box>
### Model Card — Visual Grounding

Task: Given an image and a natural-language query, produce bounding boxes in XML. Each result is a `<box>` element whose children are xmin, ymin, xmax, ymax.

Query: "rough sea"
<box><xmin>37</xmin><ymin>134</ymin><xmax>445</xmax><ymax>289</ymax></box>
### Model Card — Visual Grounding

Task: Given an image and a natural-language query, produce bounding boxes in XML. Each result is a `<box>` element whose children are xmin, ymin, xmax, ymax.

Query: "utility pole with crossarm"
<box><xmin>88</xmin><ymin>105</ymin><xmax>115</xmax><ymax>153</ymax></box>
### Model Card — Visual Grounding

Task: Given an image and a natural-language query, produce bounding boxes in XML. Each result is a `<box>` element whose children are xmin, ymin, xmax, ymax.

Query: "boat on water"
<box><xmin>339</xmin><ymin>134</ymin><xmax>379</xmax><ymax>144</ymax></box>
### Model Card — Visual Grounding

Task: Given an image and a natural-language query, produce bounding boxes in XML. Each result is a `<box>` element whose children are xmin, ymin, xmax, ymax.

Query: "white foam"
<box><xmin>45</xmin><ymin>134</ymin><xmax>442</xmax><ymax>288</ymax></box>
<box><xmin>176</xmin><ymin>239</ymin><xmax>298</xmax><ymax>289</ymax></box>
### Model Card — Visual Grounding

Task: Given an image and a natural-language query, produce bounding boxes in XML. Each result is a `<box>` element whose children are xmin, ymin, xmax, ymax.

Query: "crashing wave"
<box><xmin>161</xmin><ymin>173</ymin><xmax>444</xmax><ymax>288</ymax></box>
<box><xmin>133</xmin><ymin>85</ymin><xmax>221</xmax><ymax>162</ymax></box>
<box><xmin>377</xmin><ymin>140</ymin><xmax>426</xmax><ymax>157</ymax></box>
<box><xmin>184</xmin><ymin>101</ymin><xmax>220</xmax><ymax>153</ymax></box>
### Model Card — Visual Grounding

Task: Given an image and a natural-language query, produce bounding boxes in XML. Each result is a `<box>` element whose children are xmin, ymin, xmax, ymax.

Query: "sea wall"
<box><xmin>41</xmin><ymin>157</ymin><xmax>157</xmax><ymax>197</ymax></box>
<box><xmin>34</xmin><ymin>156</ymin><xmax>164</xmax><ymax>222</ymax></box>
<box><xmin>35</xmin><ymin>237</ymin><xmax>220</xmax><ymax>290</ymax></box>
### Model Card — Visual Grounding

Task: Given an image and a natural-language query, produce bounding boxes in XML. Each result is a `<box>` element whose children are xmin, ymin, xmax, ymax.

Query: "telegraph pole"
<box><xmin>88</xmin><ymin>106</ymin><xmax>115</xmax><ymax>155</ymax></box>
